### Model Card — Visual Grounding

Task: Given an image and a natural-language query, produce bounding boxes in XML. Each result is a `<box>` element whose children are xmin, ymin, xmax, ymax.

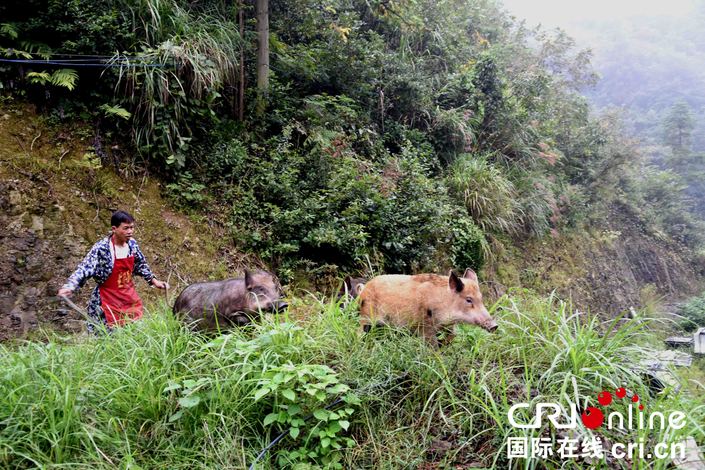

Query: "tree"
<box><xmin>237</xmin><ymin>0</ymin><xmax>246</xmax><ymax>121</ymax></box>
<box><xmin>256</xmin><ymin>0</ymin><xmax>269</xmax><ymax>115</ymax></box>
<box><xmin>663</xmin><ymin>100</ymin><xmax>695</xmax><ymax>155</ymax></box>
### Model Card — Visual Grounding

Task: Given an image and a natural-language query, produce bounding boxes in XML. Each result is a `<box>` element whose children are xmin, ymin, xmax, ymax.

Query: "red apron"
<box><xmin>99</xmin><ymin>239</ymin><xmax>143</xmax><ymax>327</ymax></box>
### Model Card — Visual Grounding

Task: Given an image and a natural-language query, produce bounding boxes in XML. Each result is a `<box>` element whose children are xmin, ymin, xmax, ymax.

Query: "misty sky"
<box><xmin>500</xmin><ymin>0</ymin><xmax>697</xmax><ymax>29</ymax></box>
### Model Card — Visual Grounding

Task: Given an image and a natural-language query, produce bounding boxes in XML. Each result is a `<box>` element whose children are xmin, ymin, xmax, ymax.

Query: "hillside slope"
<box><xmin>0</xmin><ymin>103</ymin><xmax>253</xmax><ymax>340</ymax></box>
<box><xmin>0</xmin><ymin>102</ymin><xmax>703</xmax><ymax>340</ymax></box>
<box><xmin>489</xmin><ymin>203</ymin><xmax>705</xmax><ymax>317</ymax></box>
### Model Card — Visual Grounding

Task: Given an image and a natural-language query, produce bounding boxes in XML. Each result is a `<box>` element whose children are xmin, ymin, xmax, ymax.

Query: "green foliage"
<box><xmin>624</xmin><ymin>165</ymin><xmax>705</xmax><ymax>247</ymax></box>
<box><xmin>0</xmin><ymin>0</ymin><xmax>240</xmax><ymax>168</ymax></box>
<box><xmin>0</xmin><ymin>1</ymin><xmax>132</xmax><ymax>101</ymax></box>
<box><xmin>26</xmin><ymin>69</ymin><xmax>78</xmax><ymax>90</ymax></box>
<box><xmin>447</xmin><ymin>153</ymin><xmax>521</xmax><ymax>234</ymax></box>
<box><xmin>448</xmin><ymin>216</ymin><xmax>488</xmax><ymax>271</ymax></box>
<box><xmin>1</xmin><ymin>0</ymin><xmax>133</xmax><ymax>53</ymax></box>
<box><xmin>662</xmin><ymin>100</ymin><xmax>695</xmax><ymax>155</ymax></box>
<box><xmin>4</xmin><ymin>0</ymin><xmax>700</xmax><ymax>274</ymax></box>
<box><xmin>24</xmin><ymin>71</ymin><xmax>50</xmax><ymax>84</ymax></box>
<box><xmin>109</xmin><ymin>0</ymin><xmax>241</xmax><ymax>168</ymax></box>
<box><xmin>254</xmin><ymin>363</ymin><xmax>359</xmax><ymax>468</ymax></box>
<box><xmin>677</xmin><ymin>292</ymin><xmax>705</xmax><ymax>332</ymax></box>
<box><xmin>204</xmin><ymin>111</ymin><xmax>486</xmax><ymax>275</ymax></box>
<box><xmin>0</xmin><ymin>23</ymin><xmax>18</xmax><ymax>40</ymax></box>
<box><xmin>166</xmin><ymin>172</ymin><xmax>207</xmax><ymax>208</ymax></box>
<box><xmin>77</xmin><ymin>151</ymin><xmax>102</xmax><ymax>170</ymax></box>
<box><xmin>99</xmin><ymin>103</ymin><xmax>131</xmax><ymax>120</ymax></box>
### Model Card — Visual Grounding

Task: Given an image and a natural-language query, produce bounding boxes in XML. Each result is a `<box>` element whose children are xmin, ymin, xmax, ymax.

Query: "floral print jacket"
<box><xmin>62</xmin><ymin>234</ymin><xmax>155</xmax><ymax>330</ymax></box>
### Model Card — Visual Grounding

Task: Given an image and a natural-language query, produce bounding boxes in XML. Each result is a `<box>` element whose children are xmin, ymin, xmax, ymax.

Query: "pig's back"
<box><xmin>173</xmin><ymin>278</ymin><xmax>241</xmax><ymax>315</ymax></box>
<box><xmin>360</xmin><ymin>274</ymin><xmax>440</xmax><ymax>326</ymax></box>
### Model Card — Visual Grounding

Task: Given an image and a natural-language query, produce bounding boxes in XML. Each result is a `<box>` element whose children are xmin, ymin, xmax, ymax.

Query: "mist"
<box><xmin>502</xmin><ymin>0</ymin><xmax>705</xmax><ymax>219</ymax></box>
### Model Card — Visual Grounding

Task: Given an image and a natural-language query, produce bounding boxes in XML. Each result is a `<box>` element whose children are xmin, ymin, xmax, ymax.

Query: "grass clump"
<box><xmin>0</xmin><ymin>293</ymin><xmax>703</xmax><ymax>468</ymax></box>
<box><xmin>447</xmin><ymin>153</ymin><xmax>522</xmax><ymax>235</ymax></box>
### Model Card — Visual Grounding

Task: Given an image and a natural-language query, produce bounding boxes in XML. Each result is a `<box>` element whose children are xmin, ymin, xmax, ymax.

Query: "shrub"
<box><xmin>202</xmin><ymin>109</ymin><xmax>490</xmax><ymax>277</ymax></box>
<box><xmin>677</xmin><ymin>292</ymin><xmax>705</xmax><ymax>332</ymax></box>
<box><xmin>448</xmin><ymin>216</ymin><xmax>488</xmax><ymax>271</ymax></box>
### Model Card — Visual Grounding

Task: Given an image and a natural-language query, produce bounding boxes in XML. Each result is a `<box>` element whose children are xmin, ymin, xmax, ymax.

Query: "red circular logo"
<box><xmin>598</xmin><ymin>391</ymin><xmax>612</xmax><ymax>406</ymax></box>
<box><xmin>581</xmin><ymin>407</ymin><xmax>604</xmax><ymax>429</ymax></box>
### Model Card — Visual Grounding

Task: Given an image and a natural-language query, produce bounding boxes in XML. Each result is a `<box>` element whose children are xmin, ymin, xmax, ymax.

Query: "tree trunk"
<box><xmin>255</xmin><ymin>0</ymin><xmax>269</xmax><ymax>114</ymax></box>
<box><xmin>238</xmin><ymin>0</ymin><xmax>245</xmax><ymax>121</ymax></box>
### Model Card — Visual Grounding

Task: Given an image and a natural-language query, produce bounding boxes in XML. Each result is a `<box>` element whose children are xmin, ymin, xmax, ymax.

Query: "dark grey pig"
<box><xmin>337</xmin><ymin>276</ymin><xmax>366</xmax><ymax>301</ymax></box>
<box><xmin>173</xmin><ymin>270</ymin><xmax>288</xmax><ymax>331</ymax></box>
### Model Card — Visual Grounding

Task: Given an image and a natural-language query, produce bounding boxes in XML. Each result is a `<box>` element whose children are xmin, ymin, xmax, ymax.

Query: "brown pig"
<box><xmin>173</xmin><ymin>270</ymin><xmax>287</xmax><ymax>331</ymax></box>
<box><xmin>358</xmin><ymin>269</ymin><xmax>497</xmax><ymax>346</ymax></box>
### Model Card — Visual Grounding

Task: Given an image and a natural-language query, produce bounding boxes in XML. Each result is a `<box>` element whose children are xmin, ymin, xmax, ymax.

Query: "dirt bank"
<box><xmin>487</xmin><ymin>201</ymin><xmax>705</xmax><ymax>316</ymax></box>
<box><xmin>0</xmin><ymin>103</ymin><xmax>253</xmax><ymax>340</ymax></box>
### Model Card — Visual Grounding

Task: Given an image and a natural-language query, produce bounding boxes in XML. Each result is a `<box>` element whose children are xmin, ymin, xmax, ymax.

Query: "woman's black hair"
<box><xmin>111</xmin><ymin>210</ymin><xmax>135</xmax><ymax>227</ymax></box>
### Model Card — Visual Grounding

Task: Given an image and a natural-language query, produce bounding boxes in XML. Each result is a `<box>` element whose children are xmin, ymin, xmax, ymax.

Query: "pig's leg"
<box><xmin>359</xmin><ymin>309</ymin><xmax>388</xmax><ymax>336</ymax></box>
<box><xmin>420</xmin><ymin>324</ymin><xmax>439</xmax><ymax>348</ymax></box>
<box><xmin>359</xmin><ymin>299</ymin><xmax>384</xmax><ymax>335</ymax></box>
<box><xmin>360</xmin><ymin>318</ymin><xmax>388</xmax><ymax>334</ymax></box>
<box><xmin>359</xmin><ymin>306</ymin><xmax>372</xmax><ymax>335</ymax></box>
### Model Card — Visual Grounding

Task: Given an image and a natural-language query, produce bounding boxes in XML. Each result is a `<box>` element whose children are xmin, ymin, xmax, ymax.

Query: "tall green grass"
<box><xmin>111</xmin><ymin>0</ymin><xmax>242</xmax><ymax>167</ymax></box>
<box><xmin>0</xmin><ymin>291</ymin><xmax>702</xmax><ymax>468</ymax></box>
<box><xmin>447</xmin><ymin>153</ymin><xmax>522</xmax><ymax>236</ymax></box>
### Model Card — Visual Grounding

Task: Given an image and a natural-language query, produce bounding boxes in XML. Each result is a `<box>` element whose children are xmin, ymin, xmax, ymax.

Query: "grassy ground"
<box><xmin>0</xmin><ymin>291</ymin><xmax>703</xmax><ymax>469</ymax></box>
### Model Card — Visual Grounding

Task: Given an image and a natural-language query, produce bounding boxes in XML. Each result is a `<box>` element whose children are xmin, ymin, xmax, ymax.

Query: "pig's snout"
<box><xmin>274</xmin><ymin>301</ymin><xmax>288</xmax><ymax>311</ymax></box>
<box><xmin>485</xmin><ymin>319</ymin><xmax>498</xmax><ymax>332</ymax></box>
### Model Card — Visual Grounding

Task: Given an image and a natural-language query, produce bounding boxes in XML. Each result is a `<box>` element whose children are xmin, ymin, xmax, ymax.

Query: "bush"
<box><xmin>448</xmin><ymin>216</ymin><xmax>488</xmax><ymax>271</ymax></box>
<box><xmin>197</xmin><ymin>100</ymin><xmax>490</xmax><ymax>277</ymax></box>
<box><xmin>625</xmin><ymin>166</ymin><xmax>705</xmax><ymax>248</ymax></box>
<box><xmin>677</xmin><ymin>292</ymin><xmax>705</xmax><ymax>332</ymax></box>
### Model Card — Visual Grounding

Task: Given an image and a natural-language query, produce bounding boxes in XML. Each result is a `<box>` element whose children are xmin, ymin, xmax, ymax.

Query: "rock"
<box><xmin>9</xmin><ymin>308</ymin><xmax>22</xmax><ymax>326</ymax></box>
<box><xmin>672</xmin><ymin>437</ymin><xmax>705</xmax><ymax>469</ymax></box>
<box><xmin>64</xmin><ymin>319</ymin><xmax>85</xmax><ymax>333</ymax></box>
<box><xmin>24</xmin><ymin>287</ymin><xmax>39</xmax><ymax>306</ymax></box>
<box><xmin>7</xmin><ymin>215</ymin><xmax>25</xmax><ymax>232</ymax></box>
<box><xmin>694</xmin><ymin>328</ymin><xmax>705</xmax><ymax>355</ymax></box>
<box><xmin>9</xmin><ymin>190</ymin><xmax>22</xmax><ymax>207</ymax></box>
<box><xmin>665</xmin><ymin>336</ymin><xmax>693</xmax><ymax>348</ymax></box>
<box><xmin>31</xmin><ymin>215</ymin><xmax>44</xmax><ymax>238</ymax></box>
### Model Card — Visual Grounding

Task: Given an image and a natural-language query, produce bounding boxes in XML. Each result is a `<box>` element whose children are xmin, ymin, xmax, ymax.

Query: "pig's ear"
<box><xmin>448</xmin><ymin>270</ymin><xmax>464</xmax><ymax>293</ymax></box>
<box><xmin>462</xmin><ymin>268</ymin><xmax>478</xmax><ymax>282</ymax></box>
<box><xmin>354</xmin><ymin>283</ymin><xmax>365</xmax><ymax>296</ymax></box>
<box><xmin>245</xmin><ymin>270</ymin><xmax>254</xmax><ymax>291</ymax></box>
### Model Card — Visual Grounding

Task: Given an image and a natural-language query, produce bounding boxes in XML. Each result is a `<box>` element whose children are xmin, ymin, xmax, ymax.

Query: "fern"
<box><xmin>99</xmin><ymin>104</ymin><xmax>132</xmax><ymax>120</ymax></box>
<box><xmin>26</xmin><ymin>69</ymin><xmax>78</xmax><ymax>91</ymax></box>
<box><xmin>26</xmin><ymin>71</ymin><xmax>51</xmax><ymax>86</ymax></box>
<box><xmin>0</xmin><ymin>23</ymin><xmax>18</xmax><ymax>40</ymax></box>
<box><xmin>18</xmin><ymin>41</ymin><xmax>51</xmax><ymax>60</ymax></box>
<box><xmin>1</xmin><ymin>47</ymin><xmax>32</xmax><ymax>59</ymax></box>
<box><xmin>50</xmin><ymin>69</ymin><xmax>78</xmax><ymax>91</ymax></box>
